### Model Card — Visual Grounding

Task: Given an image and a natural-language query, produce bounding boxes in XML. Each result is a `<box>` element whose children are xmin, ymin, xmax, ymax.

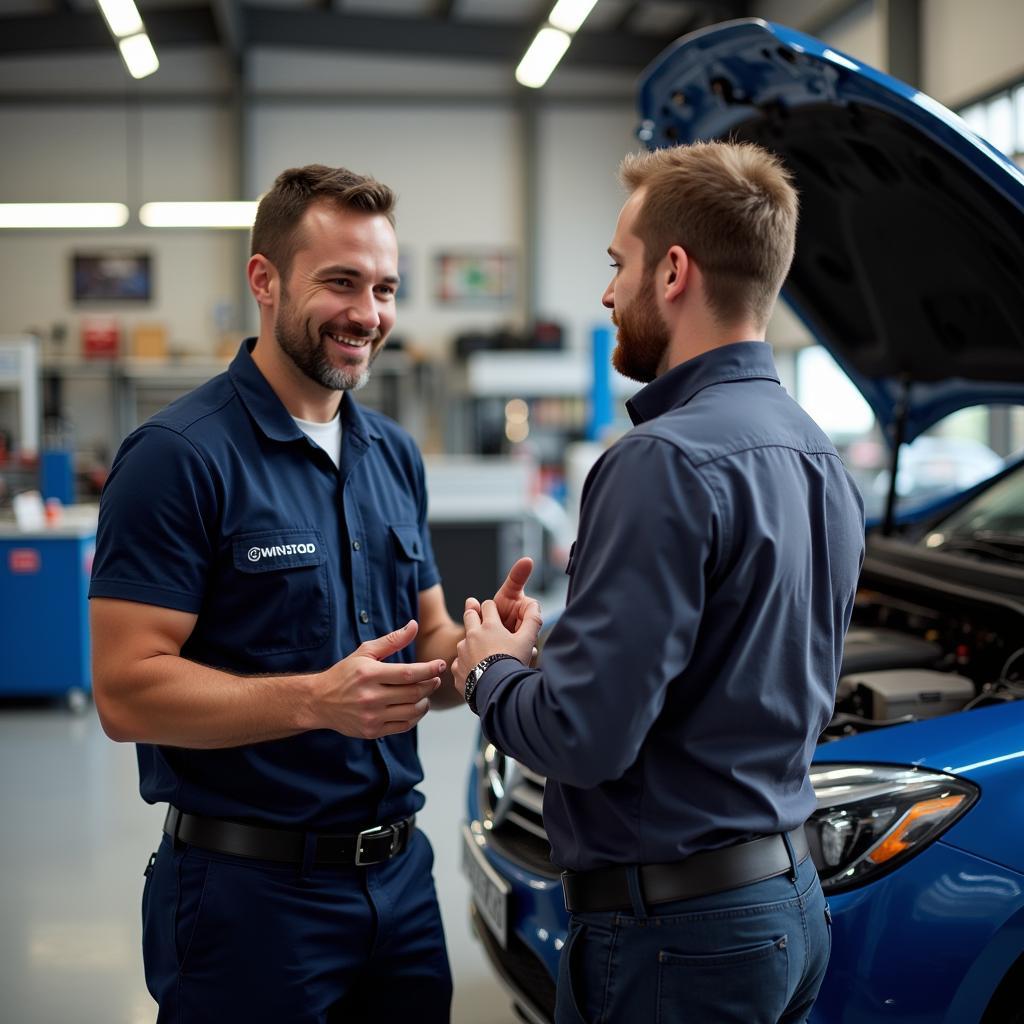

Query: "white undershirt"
<box><xmin>293</xmin><ymin>412</ymin><xmax>342</xmax><ymax>469</ymax></box>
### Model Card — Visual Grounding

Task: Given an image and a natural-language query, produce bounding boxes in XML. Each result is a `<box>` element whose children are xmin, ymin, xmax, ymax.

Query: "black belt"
<box><xmin>163</xmin><ymin>806</ymin><xmax>415</xmax><ymax>867</ymax></box>
<box><xmin>561</xmin><ymin>828</ymin><xmax>810</xmax><ymax>914</ymax></box>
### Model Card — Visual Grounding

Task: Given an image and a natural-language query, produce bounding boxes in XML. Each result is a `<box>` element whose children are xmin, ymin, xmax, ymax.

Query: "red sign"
<box><xmin>82</xmin><ymin>317</ymin><xmax>121</xmax><ymax>359</ymax></box>
<box><xmin>8</xmin><ymin>548</ymin><xmax>41</xmax><ymax>574</ymax></box>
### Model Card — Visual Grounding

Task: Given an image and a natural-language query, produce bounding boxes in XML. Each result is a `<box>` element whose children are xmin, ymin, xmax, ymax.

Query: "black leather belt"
<box><xmin>561</xmin><ymin>828</ymin><xmax>810</xmax><ymax>914</ymax></box>
<box><xmin>163</xmin><ymin>805</ymin><xmax>415</xmax><ymax>867</ymax></box>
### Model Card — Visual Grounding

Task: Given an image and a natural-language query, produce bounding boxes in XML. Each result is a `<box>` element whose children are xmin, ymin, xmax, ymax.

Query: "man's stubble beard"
<box><xmin>611</xmin><ymin>271</ymin><xmax>670</xmax><ymax>384</ymax></box>
<box><xmin>274</xmin><ymin>290</ymin><xmax>381</xmax><ymax>393</ymax></box>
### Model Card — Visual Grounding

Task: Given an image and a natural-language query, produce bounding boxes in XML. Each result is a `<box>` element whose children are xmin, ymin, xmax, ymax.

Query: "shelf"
<box><xmin>465</xmin><ymin>350</ymin><xmax>640</xmax><ymax>399</ymax></box>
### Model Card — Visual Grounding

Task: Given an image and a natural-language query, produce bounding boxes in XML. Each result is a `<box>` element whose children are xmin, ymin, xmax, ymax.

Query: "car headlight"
<box><xmin>807</xmin><ymin>763</ymin><xmax>979</xmax><ymax>894</ymax></box>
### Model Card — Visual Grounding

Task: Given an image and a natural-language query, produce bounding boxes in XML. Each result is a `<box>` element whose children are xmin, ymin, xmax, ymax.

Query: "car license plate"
<box><xmin>461</xmin><ymin>823</ymin><xmax>511</xmax><ymax>949</ymax></box>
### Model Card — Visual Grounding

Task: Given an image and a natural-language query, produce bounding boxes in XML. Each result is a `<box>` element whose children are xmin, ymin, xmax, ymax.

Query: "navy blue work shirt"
<box><xmin>89</xmin><ymin>338</ymin><xmax>439</xmax><ymax>830</ymax></box>
<box><xmin>475</xmin><ymin>342</ymin><xmax>865</xmax><ymax>872</ymax></box>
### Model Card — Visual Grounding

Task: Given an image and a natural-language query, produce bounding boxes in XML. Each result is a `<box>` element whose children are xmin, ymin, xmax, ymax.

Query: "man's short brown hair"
<box><xmin>619</xmin><ymin>141</ymin><xmax>798</xmax><ymax>329</ymax></box>
<box><xmin>251</xmin><ymin>164</ymin><xmax>396</xmax><ymax>278</ymax></box>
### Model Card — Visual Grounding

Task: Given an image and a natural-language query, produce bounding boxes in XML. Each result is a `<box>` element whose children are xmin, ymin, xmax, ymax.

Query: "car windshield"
<box><xmin>921</xmin><ymin>463</ymin><xmax>1024</xmax><ymax>562</ymax></box>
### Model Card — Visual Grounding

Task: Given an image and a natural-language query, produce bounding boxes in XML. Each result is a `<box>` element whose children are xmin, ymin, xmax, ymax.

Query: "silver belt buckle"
<box><xmin>354</xmin><ymin>823</ymin><xmax>399</xmax><ymax>866</ymax></box>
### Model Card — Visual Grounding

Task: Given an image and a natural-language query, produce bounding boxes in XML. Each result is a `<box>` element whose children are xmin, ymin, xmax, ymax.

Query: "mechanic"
<box><xmin>89</xmin><ymin>164</ymin><xmax>536</xmax><ymax>1023</ymax></box>
<box><xmin>453</xmin><ymin>141</ymin><xmax>865</xmax><ymax>1024</ymax></box>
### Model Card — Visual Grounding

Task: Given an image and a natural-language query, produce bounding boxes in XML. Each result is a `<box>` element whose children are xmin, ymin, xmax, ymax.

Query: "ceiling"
<box><xmin>0</xmin><ymin>0</ymin><xmax>752</xmax><ymax>76</ymax></box>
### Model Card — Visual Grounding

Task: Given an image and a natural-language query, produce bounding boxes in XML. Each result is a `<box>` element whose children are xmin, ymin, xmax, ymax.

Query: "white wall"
<box><xmin>0</xmin><ymin>103</ymin><xmax>240</xmax><ymax>356</ymax></box>
<box><xmin>248</xmin><ymin>102</ymin><xmax>526</xmax><ymax>353</ymax></box>
<box><xmin>535</xmin><ymin>105</ymin><xmax>641</xmax><ymax>353</ymax></box>
<box><xmin>922</xmin><ymin>0</ymin><xmax>1024</xmax><ymax>105</ymax></box>
<box><xmin>819</xmin><ymin>1</ymin><xmax>886</xmax><ymax>71</ymax></box>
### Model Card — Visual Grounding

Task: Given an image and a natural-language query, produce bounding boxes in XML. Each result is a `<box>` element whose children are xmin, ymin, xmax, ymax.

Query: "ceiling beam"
<box><xmin>611</xmin><ymin>1</ymin><xmax>643</xmax><ymax>34</ymax></box>
<box><xmin>0</xmin><ymin>6</ymin><xmax>218</xmax><ymax>55</ymax></box>
<box><xmin>210</xmin><ymin>0</ymin><xmax>243</xmax><ymax>62</ymax></box>
<box><xmin>243</xmin><ymin>8</ymin><xmax>678</xmax><ymax>68</ymax></box>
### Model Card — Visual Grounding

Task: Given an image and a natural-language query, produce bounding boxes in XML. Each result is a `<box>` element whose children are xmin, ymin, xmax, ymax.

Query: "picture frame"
<box><xmin>433</xmin><ymin>249</ymin><xmax>516</xmax><ymax>305</ymax></box>
<box><xmin>72</xmin><ymin>250</ymin><xmax>152</xmax><ymax>303</ymax></box>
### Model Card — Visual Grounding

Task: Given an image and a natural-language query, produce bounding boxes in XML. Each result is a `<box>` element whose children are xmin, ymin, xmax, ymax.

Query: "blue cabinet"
<box><xmin>0</xmin><ymin>520</ymin><xmax>95</xmax><ymax>700</ymax></box>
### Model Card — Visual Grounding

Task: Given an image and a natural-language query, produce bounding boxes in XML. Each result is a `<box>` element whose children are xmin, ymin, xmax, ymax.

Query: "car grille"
<box><xmin>476</xmin><ymin>738</ymin><xmax>559</xmax><ymax>878</ymax></box>
<box><xmin>471</xmin><ymin>904</ymin><xmax>556</xmax><ymax>1024</ymax></box>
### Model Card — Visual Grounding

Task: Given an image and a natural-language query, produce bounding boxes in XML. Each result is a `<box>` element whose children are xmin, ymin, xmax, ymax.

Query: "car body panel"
<box><xmin>810</xmin><ymin>841</ymin><xmax>1024</xmax><ymax>1024</ymax></box>
<box><xmin>466</xmin><ymin>763</ymin><xmax>564</xmax><ymax>980</ymax></box>
<box><xmin>816</xmin><ymin>701</ymin><xmax>1024</xmax><ymax>875</ymax></box>
<box><xmin>637</xmin><ymin>18</ymin><xmax>1024</xmax><ymax>443</ymax></box>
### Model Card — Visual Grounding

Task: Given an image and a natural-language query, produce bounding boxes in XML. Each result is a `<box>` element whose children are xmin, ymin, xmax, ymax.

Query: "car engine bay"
<box><xmin>822</xmin><ymin>534</ymin><xmax>1024</xmax><ymax>741</ymax></box>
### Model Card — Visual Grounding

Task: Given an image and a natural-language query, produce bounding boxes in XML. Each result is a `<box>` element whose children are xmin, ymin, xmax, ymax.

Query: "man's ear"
<box><xmin>663</xmin><ymin>245</ymin><xmax>688</xmax><ymax>302</ymax></box>
<box><xmin>248</xmin><ymin>254</ymin><xmax>277</xmax><ymax>308</ymax></box>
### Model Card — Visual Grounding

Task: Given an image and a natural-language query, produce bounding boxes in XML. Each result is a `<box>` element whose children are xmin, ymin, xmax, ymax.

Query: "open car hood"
<box><xmin>637</xmin><ymin>19</ymin><xmax>1024</xmax><ymax>441</ymax></box>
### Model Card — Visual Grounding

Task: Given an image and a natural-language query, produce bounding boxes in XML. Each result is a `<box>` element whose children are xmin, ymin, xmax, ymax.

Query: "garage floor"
<box><xmin>0</xmin><ymin>701</ymin><xmax>520</xmax><ymax>1024</ymax></box>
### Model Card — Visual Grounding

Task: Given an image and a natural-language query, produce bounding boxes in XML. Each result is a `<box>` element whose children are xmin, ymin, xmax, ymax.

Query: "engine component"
<box><xmin>841</xmin><ymin>669</ymin><xmax>974</xmax><ymax>722</ymax></box>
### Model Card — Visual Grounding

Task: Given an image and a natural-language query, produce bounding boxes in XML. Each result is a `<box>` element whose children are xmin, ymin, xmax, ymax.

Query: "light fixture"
<box><xmin>0</xmin><ymin>204</ymin><xmax>130</xmax><ymax>229</ymax></box>
<box><xmin>515</xmin><ymin>0</ymin><xmax>599</xmax><ymax>90</ymax></box>
<box><xmin>96</xmin><ymin>0</ymin><xmax>143</xmax><ymax>38</ymax></box>
<box><xmin>547</xmin><ymin>0</ymin><xmax>600</xmax><ymax>34</ymax></box>
<box><xmin>139</xmin><ymin>202</ymin><xmax>258</xmax><ymax>228</ymax></box>
<box><xmin>96</xmin><ymin>0</ymin><xmax>159</xmax><ymax>80</ymax></box>
<box><xmin>515</xmin><ymin>27</ymin><xmax>572</xmax><ymax>89</ymax></box>
<box><xmin>118</xmin><ymin>33</ymin><xmax>160</xmax><ymax>80</ymax></box>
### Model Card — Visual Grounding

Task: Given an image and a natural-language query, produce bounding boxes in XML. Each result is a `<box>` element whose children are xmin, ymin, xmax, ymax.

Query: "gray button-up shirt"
<box><xmin>476</xmin><ymin>341</ymin><xmax>865</xmax><ymax>871</ymax></box>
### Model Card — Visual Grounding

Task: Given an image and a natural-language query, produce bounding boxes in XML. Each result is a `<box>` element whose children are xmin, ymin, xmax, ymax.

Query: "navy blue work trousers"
<box><xmin>142</xmin><ymin>828</ymin><xmax>452</xmax><ymax>1023</ymax></box>
<box><xmin>555</xmin><ymin>850</ymin><xmax>830</xmax><ymax>1024</ymax></box>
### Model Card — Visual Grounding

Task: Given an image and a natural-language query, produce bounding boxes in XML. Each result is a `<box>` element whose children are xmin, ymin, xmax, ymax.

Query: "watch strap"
<box><xmin>465</xmin><ymin>653</ymin><xmax>520</xmax><ymax>714</ymax></box>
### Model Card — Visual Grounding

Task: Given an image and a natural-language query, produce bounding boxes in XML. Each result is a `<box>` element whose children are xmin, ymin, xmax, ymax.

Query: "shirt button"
<box><xmin>360</xmin><ymin>610</ymin><xmax>369</xmax><ymax>624</ymax></box>
<box><xmin>352</xmin><ymin>540</ymin><xmax>361</xmax><ymax>551</ymax></box>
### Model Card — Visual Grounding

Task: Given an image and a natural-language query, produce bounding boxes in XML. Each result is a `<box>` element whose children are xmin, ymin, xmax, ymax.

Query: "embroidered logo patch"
<box><xmin>247</xmin><ymin>542</ymin><xmax>317</xmax><ymax>563</ymax></box>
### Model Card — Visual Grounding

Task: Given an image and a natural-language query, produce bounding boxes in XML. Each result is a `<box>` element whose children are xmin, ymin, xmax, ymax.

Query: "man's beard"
<box><xmin>274</xmin><ymin>295</ymin><xmax>381</xmax><ymax>392</ymax></box>
<box><xmin>611</xmin><ymin>272</ymin><xmax>670</xmax><ymax>384</ymax></box>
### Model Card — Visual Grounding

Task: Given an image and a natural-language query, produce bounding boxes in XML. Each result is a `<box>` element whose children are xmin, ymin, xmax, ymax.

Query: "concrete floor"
<box><xmin>0</xmin><ymin>700</ymin><xmax>519</xmax><ymax>1024</ymax></box>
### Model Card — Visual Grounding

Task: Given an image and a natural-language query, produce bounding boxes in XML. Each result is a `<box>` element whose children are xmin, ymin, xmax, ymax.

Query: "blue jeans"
<box><xmin>555</xmin><ymin>851</ymin><xmax>830</xmax><ymax>1024</ymax></box>
<box><xmin>142</xmin><ymin>828</ymin><xmax>452</xmax><ymax>1023</ymax></box>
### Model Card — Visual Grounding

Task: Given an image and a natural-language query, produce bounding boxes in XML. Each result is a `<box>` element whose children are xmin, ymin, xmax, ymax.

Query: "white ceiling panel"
<box><xmin>339</xmin><ymin>0</ymin><xmax>438</xmax><ymax>16</ymax></box>
<box><xmin>454</xmin><ymin>0</ymin><xmax>544</xmax><ymax>23</ymax></box>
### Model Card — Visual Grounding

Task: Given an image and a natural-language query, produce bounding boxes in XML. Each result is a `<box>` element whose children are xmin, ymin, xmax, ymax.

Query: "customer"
<box><xmin>454</xmin><ymin>141</ymin><xmax>865</xmax><ymax>1024</ymax></box>
<box><xmin>89</xmin><ymin>163</ymin><xmax>535</xmax><ymax>1023</ymax></box>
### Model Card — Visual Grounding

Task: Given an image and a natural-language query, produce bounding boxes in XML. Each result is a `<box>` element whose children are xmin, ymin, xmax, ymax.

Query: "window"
<box><xmin>794</xmin><ymin>346</ymin><xmax>1024</xmax><ymax>520</ymax></box>
<box><xmin>959</xmin><ymin>81</ymin><xmax>1024</xmax><ymax>164</ymax></box>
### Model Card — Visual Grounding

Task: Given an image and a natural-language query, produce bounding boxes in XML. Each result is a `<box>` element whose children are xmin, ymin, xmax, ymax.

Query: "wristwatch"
<box><xmin>463</xmin><ymin>654</ymin><xmax>519</xmax><ymax>714</ymax></box>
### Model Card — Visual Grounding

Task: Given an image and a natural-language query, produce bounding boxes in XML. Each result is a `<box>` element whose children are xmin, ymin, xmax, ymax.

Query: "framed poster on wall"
<box><xmin>433</xmin><ymin>250</ymin><xmax>516</xmax><ymax>305</ymax></box>
<box><xmin>72</xmin><ymin>251</ymin><xmax>152</xmax><ymax>303</ymax></box>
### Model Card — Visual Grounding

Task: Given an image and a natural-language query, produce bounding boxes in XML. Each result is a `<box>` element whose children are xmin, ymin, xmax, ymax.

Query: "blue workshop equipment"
<box><xmin>0</xmin><ymin>517</ymin><xmax>94</xmax><ymax>703</ymax></box>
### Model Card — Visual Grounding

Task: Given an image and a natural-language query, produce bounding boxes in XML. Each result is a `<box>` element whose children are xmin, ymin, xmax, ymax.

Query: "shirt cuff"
<box><xmin>474</xmin><ymin>657</ymin><xmax>535</xmax><ymax>714</ymax></box>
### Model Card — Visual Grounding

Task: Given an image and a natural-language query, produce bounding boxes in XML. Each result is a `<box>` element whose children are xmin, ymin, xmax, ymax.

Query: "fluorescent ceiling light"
<box><xmin>118</xmin><ymin>33</ymin><xmax>160</xmax><ymax>79</ymax></box>
<box><xmin>140</xmin><ymin>202</ymin><xmax>258</xmax><ymax>228</ymax></box>
<box><xmin>547</xmin><ymin>0</ymin><xmax>600</xmax><ymax>33</ymax></box>
<box><xmin>515</xmin><ymin>27</ymin><xmax>571</xmax><ymax>89</ymax></box>
<box><xmin>96</xmin><ymin>0</ymin><xmax>144</xmax><ymax>38</ymax></box>
<box><xmin>0</xmin><ymin>203</ymin><xmax>129</xmax><ymax>229</ymax></box>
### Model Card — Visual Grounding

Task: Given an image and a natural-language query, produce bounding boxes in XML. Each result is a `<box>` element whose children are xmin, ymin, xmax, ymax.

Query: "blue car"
<box><xmin>462</xmin><ymin>18</ymin><xmax>1024</xmax><ymax>1024</ymax></box>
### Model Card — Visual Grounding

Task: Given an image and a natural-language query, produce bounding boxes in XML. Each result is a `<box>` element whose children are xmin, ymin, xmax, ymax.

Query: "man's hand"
<box><xmin>313</xmin><ymin>621</ymin><xmax>447</xmax><ymax>738</ymax></box>
<box><xmin>452</xmin><ymin>598</ymin><xmax>542</xmax><ymax>697</ymax></box>
<box><xmin>493</xmin><ymin>556</ymin><xmax>535</xmax><ymax>632</ymax></box>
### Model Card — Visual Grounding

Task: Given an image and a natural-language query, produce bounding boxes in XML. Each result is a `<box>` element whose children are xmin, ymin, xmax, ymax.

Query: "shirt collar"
<box><xmin>228</xmin><ymin>338</ymin><xmax>382</xmax><ymax>446</ymax></box>
<box><xmin>626</xmin><ymin>341</ymin><xmax>781</xmax><ymax>426</ymax></box>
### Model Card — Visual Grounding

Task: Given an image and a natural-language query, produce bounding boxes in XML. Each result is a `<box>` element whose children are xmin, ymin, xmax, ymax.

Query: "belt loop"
<box><xmin>299</xmin><ymin>831</ymin><xmax>317</xmax><ymax>879</ymax></box>
<box><xmin>626</xmin><ymin>865</ymin><xmax>648</xmax><ymax>918</ymax></box>
<box><xmin>782</xmin><ymin>831</ymin><xmax>799</xmax><ymax>882</ymax></box>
